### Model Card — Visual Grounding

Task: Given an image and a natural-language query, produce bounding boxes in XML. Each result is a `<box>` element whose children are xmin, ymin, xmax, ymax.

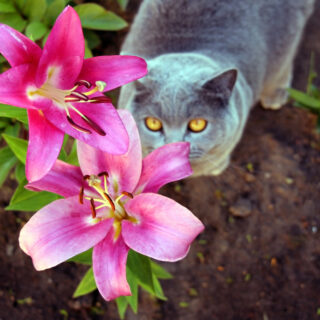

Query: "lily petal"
<box><xmin>36</xmin><ymin>6</ymin><xmax>84</xmax><ymax>89</ymax></box>
<box><xmin>26</xmin><ymin>159</ymin><xmax>83</xmax><ymax>197</ymax></box>
<box><xmin>19</xmin><ymin>196</ymin><xmax>113</xmax><ymax>271</ymax></box>
<box><xmin>78</xmin><ymin>55</ymin><xmax>148</xmax><ymax>92</ymax></box>
<box><xmin>0</xmin><ymin>64</ymin><xmax>37</xmax><ymax>109</ymax></box>
<box><xmin>135</xmin><ymin>142</ymin><xmax>192</xmax><ymax>193</ymax></box>
<box><xmin>26</xmin><ymin>109</ymin><xmax>64</xmax><ymax>182</ymax></box>
<box><xmin>0</xmin><ymin>24</ymin><xmax>42</xmax><ymax>67</ymax></box>
<box><xmin>44</xmin><ymin>101</ymin><xmax>129</xmax><ymax>155</ymax></box>
<box><xmin>93</xmin><ymin>230</ymin><xmax>131</xmax><ymax>301</ymax></box>
<box><xmin>77</xmin><ymin>110</ymin><xmax>141</xmax><ymax>193</ymax></box>
<box><xmin>122</xmin><ymin>193</ymin><xmax>204</xmax><ymax>262</ymax></box>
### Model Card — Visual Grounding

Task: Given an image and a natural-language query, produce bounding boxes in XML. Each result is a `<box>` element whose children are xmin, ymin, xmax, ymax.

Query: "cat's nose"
<box><xmin>164</xmin><ymin>135</ymin><xmax>184</xmax><ymax>144</ymax></box>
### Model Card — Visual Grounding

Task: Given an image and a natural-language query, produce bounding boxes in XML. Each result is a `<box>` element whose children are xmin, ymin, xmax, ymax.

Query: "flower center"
<box><xmin>79</xmin><ymin>172</ymin><xmax>137</xmax><ymax>240</ymax></box>
<box><xmin>27</xmin><ymin>76</ymin><xmax>111</xmax><ymax>136</ymax></box>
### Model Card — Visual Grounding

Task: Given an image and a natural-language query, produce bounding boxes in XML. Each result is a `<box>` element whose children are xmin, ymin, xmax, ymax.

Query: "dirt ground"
<box><xmin>1</xmin><ymin>1</ymin><xmax>320</xmax><ymax>320</ymax></box>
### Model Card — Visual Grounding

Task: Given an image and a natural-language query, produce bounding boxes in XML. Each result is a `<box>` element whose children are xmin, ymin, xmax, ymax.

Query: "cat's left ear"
<box><xmin>202</xmin><ymin>69</ymin><xmax>238</xmax><ymax>102</ymax></box>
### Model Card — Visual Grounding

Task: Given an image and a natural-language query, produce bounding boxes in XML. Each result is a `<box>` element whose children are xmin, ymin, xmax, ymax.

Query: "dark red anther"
<box><xmin>98</xmin><ymin>171</ymin><xmax>109</xmax><ymax>178</ymax></box>
<box><xmin>90</xmin><ymin>198</ymin><xmax>96</xmax><ymax>219</ymax></box>
<box><xmin>67</xmin><ymin>116</ymin><xmax>92</xmax><ymax>134</ymax></box>
<box><xmin>81</xmin><ymin>115</ymin><xmax>106</xmax><ymax>136</ymax></box>
<box><xmin>103</xmin><ymin>192</ymin><xmax>115</xmax><ymax>211</ymax></box>
<box><xmin>75</xmin><ymin>80</ymin><xmax>92</xmax><ymax>88</ymax></box>
<box><xmin>65</xmin><ymin>95</ymin><xmax>82</xmax><ymax>102</ymax></box>
<box><xmin>83</xmin><ymin>175</ymin><xmax>90</xmax><ymax>180</ymax></box>
<box><xmin>122</xmin><ymin>191</ymin><xmax>133</xmax><ymax>199</ymax></box>
<box><xmin>69</xmin><ymin>91</ymin><xmax>89</xmax><ymax>101</ymax></box>
<box><xmin>90</xmin><ymin>96</ymin><xmax>112</xmax><ymax>104</ymax></box>
<box><xmin>79</xmin><ymin>186</ymin><xmax>84</xmax><ymax>204</ymax></box>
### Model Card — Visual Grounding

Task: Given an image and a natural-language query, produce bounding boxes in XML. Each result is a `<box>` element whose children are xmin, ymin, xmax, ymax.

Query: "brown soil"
<box><xmin>1</xmin><ymin>1</ymin><xmax>320</xmax><ymax>319</ymax></box>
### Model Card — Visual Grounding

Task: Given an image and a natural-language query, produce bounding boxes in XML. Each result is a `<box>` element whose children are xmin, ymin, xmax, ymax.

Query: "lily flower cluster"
<box><xmin>0</xmin><ymin>6</ymin><xmax>205</xmax><ymax>301</ymax></box>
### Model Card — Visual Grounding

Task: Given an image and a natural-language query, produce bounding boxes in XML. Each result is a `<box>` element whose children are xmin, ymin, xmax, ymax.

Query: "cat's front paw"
<box><xmin>261</xmin><ymin>88</ymin><xmax>288</xmax><ymax>110</ymax></box>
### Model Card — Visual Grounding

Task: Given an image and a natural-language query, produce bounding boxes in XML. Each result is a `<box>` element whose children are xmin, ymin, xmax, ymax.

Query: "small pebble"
<box><xmin>229</xmin><ymin>198</ymin><xmax>252</xmax><ymax>218</ymax></box>
<box><xmin>6</xmin><ymin>244</ymin><xmax>14</xmax><ymax>257</ymax></box>
<box><xmin>312</xmin><ymin>226</ymin><xmax>318</xmax><ymax>233</ymax></box>
<box><xmin>270</xmin><ymin>257</ymin><xmax>277</xmax><ymax>267</ymax></box>
<box><xmin>285</xmin><ymin>177</ymin><xmax>294</xmax><ymax>185</ymax></box>
<box><xmin>264</xmin><ymin>172</ymin><xmax>271</xmax><ymax>179</ymax></box>
<box><xmin>244</xmin><ymin>173</ymin><xmax>255</xmax><ymax>182</ymax></box>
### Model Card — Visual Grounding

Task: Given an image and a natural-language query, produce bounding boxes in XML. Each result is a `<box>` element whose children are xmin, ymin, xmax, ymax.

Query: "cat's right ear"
<box><xmin>135</xmin><ymin>79</ymin><xmax>148</xmax><ymax>92</ymax></box>
<box><xmin>133</xmin><ymin>79</ymin><xmax>150</xmax><ymax>105</ymax></box>
<box><xmin>201</xmin><ymin>69</ymin><xmax>238</xmax><ymax>104</ymax></box>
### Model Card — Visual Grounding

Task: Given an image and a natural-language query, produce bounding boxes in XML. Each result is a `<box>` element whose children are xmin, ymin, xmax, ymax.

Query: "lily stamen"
<box><xmin>67</xmin><ymin>116</ymin><xmax>91</xmax><ymax>134</ymax></box>
<box><xmin>65</xmin><ymin>91</ymin><xmax>89</xmax><ymax>101</ymax></box>
<box><xmin>103</xmin><ymin>192</ymin><xmax>115</xmax><ymax>211</ymax></box>
<box><xmin>74</xmin><ymin>80</ymin><xmax>92</xmax><ymax>89</ymax></box>
<box><xmin>115</xmin><ymin>191</ymin><xmax>134</xmax><ymax>204</ymax></box>
<box><xmin>98</xmin><ymin>172</ymin><xmax>109</xmax><ymax>194</ymax></box>
<box><xmin>79</xmin><ymin>187</ymin><xmax>84</xmax><ymax>204</ymax></box>
<box><xmin>90</xmin><ymin>198</ymin><xmax>96</xmax><ymax>219</ymax></box>
<box><xmin>64</xmin><ymin>103</ymin><xmax>106</xmax><ymax>136</ymax></box>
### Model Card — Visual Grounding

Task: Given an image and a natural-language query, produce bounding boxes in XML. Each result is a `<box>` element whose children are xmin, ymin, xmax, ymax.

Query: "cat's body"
<box><xmin>119</xmin><ymin>0</ymin><xmax>315</xmax><ymax>176</ymax></box>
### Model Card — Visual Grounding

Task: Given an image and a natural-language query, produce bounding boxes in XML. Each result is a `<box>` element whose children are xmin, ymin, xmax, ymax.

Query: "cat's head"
<box><xmin>118</xmin><ymin>53</ymin><xmax>251</xmax><ymax>176</ymax></box>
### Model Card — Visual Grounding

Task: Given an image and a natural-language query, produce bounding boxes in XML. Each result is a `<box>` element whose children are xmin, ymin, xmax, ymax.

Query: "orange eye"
<box><xmin>145</xmin><ymin>117</ymin><xmax>163</xmax><ymax>132</ymax></box>
<box><xmin>188</xmin><ymin>118</ymin><xmax>207</xmax><ymax>132</ymax></box>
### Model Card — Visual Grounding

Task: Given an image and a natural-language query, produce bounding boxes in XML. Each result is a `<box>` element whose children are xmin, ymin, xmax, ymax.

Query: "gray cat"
<box><xmin>118</xmin><ymin>0</ymin><xmax>315</xmax><ymax>176</ymax></box>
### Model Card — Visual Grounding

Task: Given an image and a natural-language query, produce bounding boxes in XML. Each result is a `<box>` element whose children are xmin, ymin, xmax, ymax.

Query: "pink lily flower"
<box><xmin>20</xmin><ymin>110</ymin><xmax>204</xmax><ymax>301</ymax></box>
<box><xmin>0</xmin><ymin>6</ymin><xmax>147</xmax><ymax>182</ymax></box>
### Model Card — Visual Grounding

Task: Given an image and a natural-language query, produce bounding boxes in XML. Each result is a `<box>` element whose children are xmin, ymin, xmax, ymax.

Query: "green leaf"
<box><xmin>74</xmin><ymin>3</ymin><xmax>127</xmax><ymax>31</ymax></box>
<box><xmin>0</xmin><ymin>119</ymin><xmax>9</xmax><ymax>129</ymax></box>
<box><xmin>83</xmin><ymin>29</ymin><xmax>101</xmax><ymax>49</ymax></box>
<box><xmin>58</xmin><ymin>147</ymin><xmax>67</xmax><ymax>161</ymax></box>
<box><xmin>115</xmin><ymin>296</ymin><xmax>129</xmax><ymax>320</ymax></box>
<box><xmin>84</xmin><ymin>40</ymin><xmax>93</xmax><ymax>59</ymax></box>
<box><xmin>41</xmin><ymin>30</ymin><xmax>50</xmax><ymax>47</ymax></box>
<box><xmin>2</xmin><ymin>134</ymin><xmax>27</xmax><ymax>164</ymax></box>
<box><xmin>0</xmin><ymin>0</ymin><xmax>17</xmax><ymax>13</ymax></box>
<box><xmin>117</xmin><ymin>0</ymin><xmax>129</xmax><ymax>10</ymax></box>
<box><xmin>0</xmin><ymin>104</ymin><xmax>28</xmax><ymax>124</ymax></box>
<box><xmin>12</xmin><ymin>0</ymin><xmax>25</xmax><ymax>11</ymax></box>
<box><xmin>43</xmin><ymin>0</ymin><xmax>66</xmax><ymax>26</ymax></box>
<box><xmin>0</xmin><ymin>147</ymin><xmax>18</xmax><ymax>187</ymax></box>
<box><xmin>127</xmin><ymin>250</ymin><xmax>154</xmax><ymax>294</ymax></box>
<box><xmin>152</xmin><ymin>274</ymin><xmax>167</xmax><ymax>301</ymax></box>
<box><xmin>126</xmin><ymin>267</ymin><xmax>138</xmax><ymax>313</ymax></box>
<box><xmin>4</xmin><ymin>122</ymin><xmax>20</xmax><ymax>137</ymax></box>
<box><xmin>151</xmin><ymin>261</ymin><xmax>173</xmax><ymax>279</ymax></box>
<box><xmin>22</xmin><ymin>0</ymin><xmax>47</xmax><ymax>21</ymax></box>
<box><xmin>288</xmin><ymin>88</ymin><xmax>320</xmax><ymax>112</ymax></box>
<box><xmin>68</xmin><ymin>248</ymin><xmax>92</xmax><ymax>265</ymax></box>
<box><xmin>6</xmin><ymin>178</ymin><xmax>60</xmax><ymax>211</ymax></box>
<box><xmin>73</xmin><ymin>267</ymin><xmax>97</xmax><ymax>298</ymax></box>
<box><xmin>26</xmin><ymin>21</ymin><xmax>48</xmax><ymax>41</ymax></box>
<box><xmin>15</xmin><ymin>162</ymin><xmax>25</xmax><ymax>183</ymax></box>
<box><xmin>65</xmin><ymin>141</ymin><xmax>79</xmax><ymax>166</ymax></box>
<box><xmin>0</xmin><ymin>13</ymin><xmax>27</xmax><ymax>32</ymax></box>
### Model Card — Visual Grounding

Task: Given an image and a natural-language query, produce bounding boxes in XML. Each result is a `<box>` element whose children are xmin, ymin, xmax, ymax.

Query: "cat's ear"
<box><xmin>202</xmin><ymin>69</ymin><xmax>238</xmax><ymax>103</ymax></box>
<box><xmin>133</xmin><ymin>79</ymin><xmax>150</xmax><ymax>104</ymax></box>
<box><xmin>134</xmin><ymin>79</ymin><xmax>148</xmax><ymax>92</ymax></box>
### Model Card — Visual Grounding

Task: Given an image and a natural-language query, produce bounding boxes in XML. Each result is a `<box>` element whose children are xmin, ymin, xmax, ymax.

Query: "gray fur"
<box><xmin>119</xmin><ymin>0</ymin><xmax>314</xmax><ymax>176</ymax></box>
